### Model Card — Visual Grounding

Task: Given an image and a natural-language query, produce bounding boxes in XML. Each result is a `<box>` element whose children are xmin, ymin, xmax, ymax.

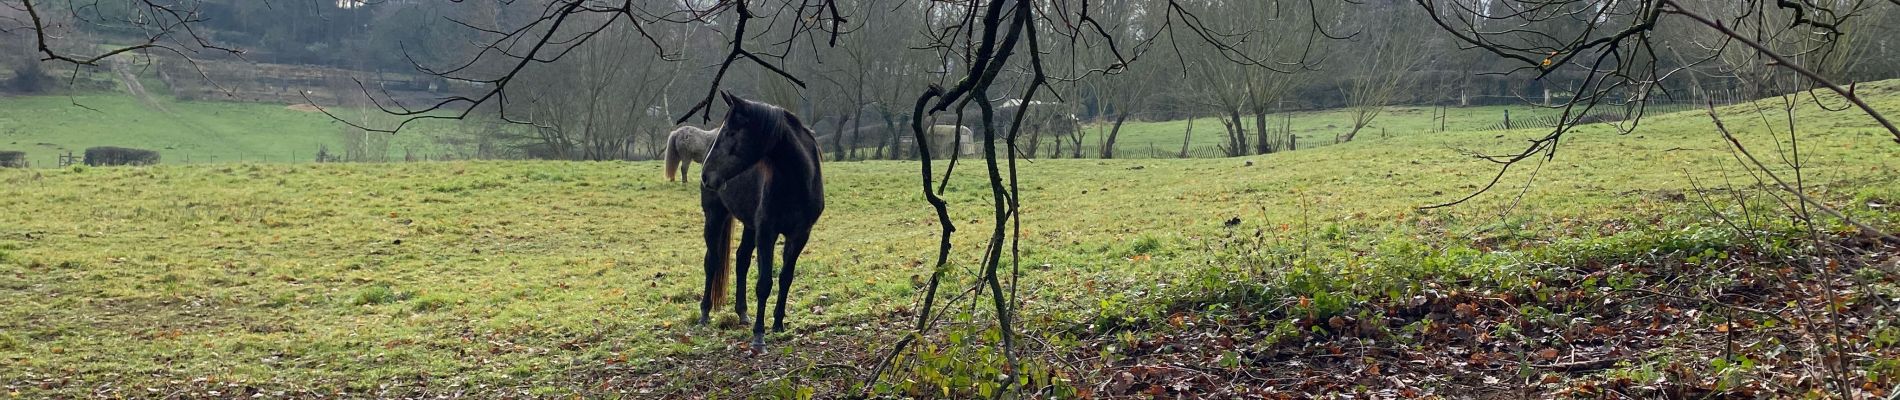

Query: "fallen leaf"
<box><xmin>1591</xmin><ymin>325</ymin><xmax>1616</xmax><ymax>336</ymax></box>
<box><xmin>1109</xmin><ymin>371</ymin><xmax>1134</xmax><ymax>394</ymax></box>
<box><xmin>1454</xmin><ymin>302</ymin><xmax>1478</xmax><ymax>319</ymax></box>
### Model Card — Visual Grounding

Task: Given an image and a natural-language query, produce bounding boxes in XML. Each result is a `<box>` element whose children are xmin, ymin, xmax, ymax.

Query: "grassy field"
<box><xmin>6</xmin><ymin>86</ymin><xmax>1630</xmax><ymax>166</ymax></box>
<box><xmin>0</xmin><ymin>94</ymin><xmax>460</xmax><ymax>166</ymax></box>
<box><xmin>1</xmin><ymin>82</ymin><xmax>1898</xmax><ymax>396</ymax></box>
<box><xmin>1082</xmin><ymin>104</ymin><xmax>1569</xmax><ymax>157</ymax></box>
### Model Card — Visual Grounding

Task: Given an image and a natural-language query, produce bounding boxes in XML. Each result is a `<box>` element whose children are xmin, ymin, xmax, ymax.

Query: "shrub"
<box><xmin>6</xmin><ymin>61</ymin><xmax>48</xmax><ymax>93</ymax></box>
<box><xmin>0</xmin><ymin>150</ymin><xmax>25</xmax><ymax>168</ymax></box>
<box><xmin>83</xmin><ymin>146</ymin><xmax>161</xmax><ymax>166</ymax></box>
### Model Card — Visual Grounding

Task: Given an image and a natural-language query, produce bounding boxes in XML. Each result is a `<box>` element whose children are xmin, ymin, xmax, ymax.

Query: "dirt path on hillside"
<box><xmin>111</xmin><ymin>60</ymin><xmax>171</xmax><ymax>114</ymax></box>
<box><xmin>107</xmin><ymin>60</ymin><xmax>243</xmax><ymax>155</ymax></box>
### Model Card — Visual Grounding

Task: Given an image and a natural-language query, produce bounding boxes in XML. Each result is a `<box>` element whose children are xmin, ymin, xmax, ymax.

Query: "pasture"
<box><xmin>0</xmin><ymin>91</ymin><xmax>1587</xmax><ymax>165</ymax></box>
<box><xmin>1</xmin><ymin>83</ymin><xmax>1898</xmax><ymax>397</ymax></box>
<box><xmin>0</xmin><ymin>95</ymin><xmax>458</xmax><ymax>166</ymax></box>
<box><xmin>1095</xmin><ymin>104</ymin><xmax>1598</xmax><ymax>157</ymax></box>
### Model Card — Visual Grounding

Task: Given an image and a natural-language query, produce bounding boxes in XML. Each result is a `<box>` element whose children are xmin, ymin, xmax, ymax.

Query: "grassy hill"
<box><xmin>1</xmin><ymin>81</ymin><xmax>1897</xmax><ymax>397</ymax></box>
<box><xmin>0</xmin><ymin>94</ymin><xmax>462</xmax><ymax>166</ymax></box>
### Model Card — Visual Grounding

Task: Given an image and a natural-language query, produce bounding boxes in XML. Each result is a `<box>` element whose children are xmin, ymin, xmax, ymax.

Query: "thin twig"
<box><xmin>1618</xmin><ymin>287</ymin><xmax>1792</xmax><ymax>326</ymax></box>
<box><xmin>1661</xmin><ymin>0</ymin><xmax>1900</xmax><ymax>144</ymax></box>
<box><xmin>1706</xmin><ymin>106</ymin><xmax>1900</xmax><ymax>244</ymax></box>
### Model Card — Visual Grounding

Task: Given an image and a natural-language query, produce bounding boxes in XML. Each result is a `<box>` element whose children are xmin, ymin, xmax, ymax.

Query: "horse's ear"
<box><xmin>782</xmin><ymin>111</ymin><xmax>806</xmax><ymax>130</ymax></box>
<box><xmin>720</xmin><ymin>90</ymin><xmax>739</xmax><ymax>108</ymax></box>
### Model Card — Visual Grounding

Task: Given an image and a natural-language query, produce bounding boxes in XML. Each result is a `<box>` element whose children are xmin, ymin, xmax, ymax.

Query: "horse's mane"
<box><xmin>750</xmin><ymin>103</ymin><xmax>815</xmax><ymax>139</ymax></box>
<box><xmin>720</xmin><ymin>97</ymin><xmax>826</xmax><ymax>165</ymax></box>
<box><xmin>728</xmin><ymin>100</ymin><xmax>820</xmax><ymax>148</ymax></box>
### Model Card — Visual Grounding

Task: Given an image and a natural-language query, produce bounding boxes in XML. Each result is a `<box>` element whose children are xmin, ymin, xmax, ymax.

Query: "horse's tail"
<box><xmin>708</xmin><ymin>216</ymin><xmax>734</xmax><ymax>308</ymax></box>
<box><xmin>662</xmin><ymin>131</ymin><xmax>681</xmax><ymax>182</ymax></box>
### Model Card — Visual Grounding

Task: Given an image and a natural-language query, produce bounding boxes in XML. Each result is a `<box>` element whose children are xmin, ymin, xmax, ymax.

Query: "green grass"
<box><xmin>1090</xmin><ymin>103</ymin><xmax>1648</xmax><ymax>158</ymax></box>
<box><xmin>1</xmin><ymin>81</ymin><xmax>1897</xmax><ymax>396</ymax></box>
<box><xmin>0</xmin><ymin>95</ymin><xmax>460</xmax><ymax>166</ymax></box>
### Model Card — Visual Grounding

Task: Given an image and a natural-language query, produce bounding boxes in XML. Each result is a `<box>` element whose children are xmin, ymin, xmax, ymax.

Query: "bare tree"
<box><xmin>1</xmin><ymin>0</ymin><xmax>242</xmax><ymax>67</ymax></box>
<box><xmin>1240</xmin><ymin>1</ymin><xmax>1331</xmax><ymax>153</ymax></box>
<box><xmin>1068</xmin><ymin>0</ymin><xmax>1163</xmax><ymax>159</ymax></box>
<box><xmin>1179</xmin><ymin>108</ymin><xmax>1196</xmax><ymax>158</ymax></box>
<box><xmin>1336</xmin><ymin>5</ymin><xmax>1431</xmax><ymax>143</ymax></box>
<box><xmin>511</xmin><ymin>19</ymin><xmax>677</xmax><ymax>160</ymax></box>
<box><xmin>1191</xmin><ymin>57</ymin><xmax>1252</xmax><ymax>156</ymax></box>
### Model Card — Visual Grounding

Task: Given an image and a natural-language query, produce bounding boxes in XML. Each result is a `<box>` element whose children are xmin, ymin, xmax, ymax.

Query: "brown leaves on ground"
<box><xmin>1064</xmin><ymin>240</ymin><xmax>1899</xmax><ymax>399</ymax></box>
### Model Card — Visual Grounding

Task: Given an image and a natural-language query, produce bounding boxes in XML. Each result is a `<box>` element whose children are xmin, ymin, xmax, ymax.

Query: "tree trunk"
<box><xmin>1024</xmin><ymin>124</ymin><xmax>1042</xmax><ymax>158</ymax></box>
<box><xmin>1252</xmin><ymin>109</ymin><xmax>1271</xmax><ymax>154</ymax></box>
<box><xmin>1070</xmin><ymin>124</ymin><xmax>1085</xmax><ymax>159</ymax></box>
<box><xmin>1217</xmin><ymin>117</ymin><xmax>1235</xmax><ymax>156</ymax></box>
<box><xmin>911</xmin><ymin>116</ymin><xmax>927</xmax><ymax>160</ymax></box>
<box><xmin>831</xmin><ymin>115</ymin><xmax>850</xmax><ymax>161</ymax></box>
<box><xmin>1339</xmin><ymin>109</ymin><xmax>1370</xmax><ymax>143</ymax></box>
<box><xmin>1284</xmin><ymin>111</ymin><xmax>1295</xmax><ymax>151</ymax></box>
<box><xmin>848</xmin><ymin>108</ymin><xmax>864</xmax><ymax>161</ymax></box>
<box><xmin>878</xmin><ymin>110</ymin><xmax>897</xmax><ymax>160</ymax></box>
<box><xmin>1226</xmin><ymin>109</ymin><xmax>1248</xmax><ymax>157</ymax></box>
<box><xmin>1340</xmin><ymin>122</ymin><xmax>1365</xmax><ymax>143</ymax></box>
<box><xmin>1100</xmin><ymin>111</ymin><xmax>1130</xmax><ymax>159</ymax></box>
<box><xmin>1179</xmin><ymin>114</ymin><xmax>1194</xmax><ymax>158</ymax></box>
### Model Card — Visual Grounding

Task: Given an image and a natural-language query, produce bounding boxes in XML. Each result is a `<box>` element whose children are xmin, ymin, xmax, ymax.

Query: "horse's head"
<box><xmin>702</xmin><ymin>92</ymin><xmax>812</xmax><ymax>189</ymax></box>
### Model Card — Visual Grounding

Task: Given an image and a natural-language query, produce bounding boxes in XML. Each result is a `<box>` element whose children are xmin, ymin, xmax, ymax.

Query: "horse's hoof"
<box><xmin>695</xmin><ymin>316</ymin><xmax>709</xmax><ymax>326</ymax></box>
<box><xmin>750</xmin><ymin>336</ymin><xmax>766</xmax><ymax>352</ymax></box>
<box><xmin>772</xmin><ymin>324</ymin><xmax>785</xmax><ymax>333</ymax></box>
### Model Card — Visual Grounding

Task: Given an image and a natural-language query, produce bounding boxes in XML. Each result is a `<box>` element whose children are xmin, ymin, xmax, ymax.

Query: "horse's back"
<box><xmin>672</xmin><ymin>126</ymin><xmax>718</xmax><ymax>162</ymax></box>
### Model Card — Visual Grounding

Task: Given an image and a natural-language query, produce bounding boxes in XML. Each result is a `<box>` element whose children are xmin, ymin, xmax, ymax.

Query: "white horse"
<box><xmin>923</xmin><ymin>125</ymin><xmax>976</xmax><ymax>156</ymax></box>
<box><xmin>663</xmin><ymin>125</ymin><xmax>720</xmax><ymax>183</ymax></box>
<box><xmin>895</xmin><ymin>125</ymin><xmax>977</xmax><ymax>157</ymax></box>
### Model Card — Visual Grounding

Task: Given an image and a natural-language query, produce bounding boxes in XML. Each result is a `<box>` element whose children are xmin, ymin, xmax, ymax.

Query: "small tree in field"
<box><xmin>1337</xmin><ymin>7</ymin><xmax>1430</xmax><ymax>144</ymax></box>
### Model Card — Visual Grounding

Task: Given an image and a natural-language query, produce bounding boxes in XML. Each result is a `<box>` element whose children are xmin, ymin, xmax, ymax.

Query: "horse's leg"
<box><xmin>772</xmin><ymin>227</ymin><xmax>812</xmax><ymax>333</ymax></box>
<box><xmin>733</xmin><ymin>225</ymin><xmax>757</xmax><ymax>321</ymax></box>
<box><xmin>697</xmin><ymin>205</ymin><xmax>732</xmax><ymax>326</ymax></box>
<box><xmin>750</xmin><ymin>226</ymin><xmax>779</xmax><ymax>349</ymax></box>
<box><xmin>681</xmin><ymin>161</ymin><xmax>692</xmax><ymax>183</ymax></box>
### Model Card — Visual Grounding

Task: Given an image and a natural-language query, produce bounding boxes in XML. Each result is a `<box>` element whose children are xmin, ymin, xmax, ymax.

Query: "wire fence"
<box><xmin>1481</xmin><ymin>98</ymin><xmax>1745</xmax><ymax>131</ymax></box>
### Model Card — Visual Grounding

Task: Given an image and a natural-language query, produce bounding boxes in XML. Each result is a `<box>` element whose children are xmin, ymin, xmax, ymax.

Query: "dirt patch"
<box><xmin>286</xmin><ymin>104</ymin><xmax>323</xmax><ymax>113</ymax></box>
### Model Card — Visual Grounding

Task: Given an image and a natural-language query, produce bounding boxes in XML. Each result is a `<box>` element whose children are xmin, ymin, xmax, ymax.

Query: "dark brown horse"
<box><xmin>697</xmin><ymin>92</ymin><xmax>825</xmax><ymax>349</ymax></box>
